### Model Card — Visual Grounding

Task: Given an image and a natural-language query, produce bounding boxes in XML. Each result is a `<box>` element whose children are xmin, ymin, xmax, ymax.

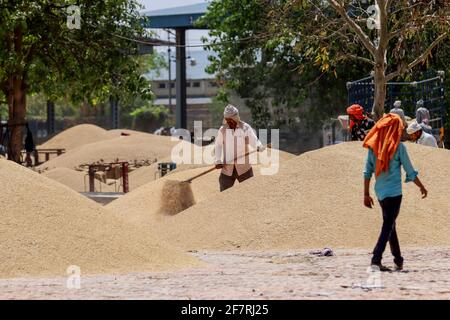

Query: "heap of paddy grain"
<box><xmin>38</xmin><ymin>124</ymin><xmax>112</xmax><ymax>151</ymax></box>
<box><xmin>108</xmin><ymin>142</ymin><xmax>450</xmax><ymax>251</ymax></box>
<box><xmin>108</xmin><ymin>167</ymin><xmax>221</xmax><ymax>224</ymax></box>
<box><xmin>0</xmin><ymin>158</ymin><xmax>197</xmax><ymax>278</ymax></box>
<box><xmin>107</xmin><ymin>148</ymin><xmax>295</xmax><ymax>222</ymax></box>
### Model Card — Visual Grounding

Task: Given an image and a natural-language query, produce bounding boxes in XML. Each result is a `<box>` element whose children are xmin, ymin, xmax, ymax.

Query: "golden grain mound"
<box><xmin>108</xmin><ymin>167</ymin><xmax>221</xmax><ymax>224</ymax></box>
<box><xmin>39</xmin><ymin>124</ymin><xmax>111</xmax><ymax>151</ymax></box>
<box><xmin>42</xmin><ymin>167</ymin><xmax>116</xmax><ymax>193</ymax></box>
<box><xmin>0</xmin><ymin>159</ymin><xmax>197</xmax><ymax>278</ymax></box>
<box><xmin>108</xmin><ymin>148</ymin><xmax>293</xmax><ymax>221</ymax></box>
<box><xmin>109</xmin><ymin>142</ymin><xmax>450</xmax><ymax>251</ymax></box>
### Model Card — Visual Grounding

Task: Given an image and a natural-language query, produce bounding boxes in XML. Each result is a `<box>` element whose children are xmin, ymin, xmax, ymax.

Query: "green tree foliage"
<box><xmin>200</xmin><ymin>0</ymin><xmax>372</xmax><ymax>130</ymax></box>
<box><xmin>200</xmin><ymin>0</ymin><xmax>449</xmax><ymax>128</ymax></box>
<box><xmin>264</xmin><ymin>0</ymin><xmax>449</xmax><ymax>119</ymax></box>
<box><xmin>0</xmin><ymin>0</ymin><xmax>153</xmax><ymax>161</ymax></box>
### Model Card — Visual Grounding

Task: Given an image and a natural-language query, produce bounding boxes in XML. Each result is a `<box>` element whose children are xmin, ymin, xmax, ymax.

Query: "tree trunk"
<box><xmin>7</xmin><ymin>75</ymin><xmax>27</xmax><ymax>163</ymax></box>
<box><xmin>372</xmin><ymin>68</ymin><xmax>387</xmax><ymax>121</ymax></box>
<box><xmin>372</xmin><ymin>46</ymin><xmax>388</xmax><ymax>121</ymax></box>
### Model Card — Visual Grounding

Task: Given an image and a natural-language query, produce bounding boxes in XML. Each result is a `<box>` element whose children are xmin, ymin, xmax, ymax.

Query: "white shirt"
<box><xmin>418</xmin><ymin>131</ymin><xmax>438</xmax><ymax>148</ymax></box>
<box><xmin>215</xmin><ymin>121</ymin><xmax>263</xmax><ymax>176</ymax></box>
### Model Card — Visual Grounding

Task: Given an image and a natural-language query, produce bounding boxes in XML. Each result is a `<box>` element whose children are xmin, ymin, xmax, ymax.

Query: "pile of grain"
<box><xmin>108</xmin><ymin>167</ymin><xmax>221</xmax><ymax>224</ymax></box>
<box><xmin>0</xmin><ymin>158</ymin><xmax>197</xmax><ymax>278</ymax></box>
<box><xmin>42</xmin><ymin>167</ymin><xmax>116</xmax><ymax>193</ymax></box>
<box><xmin>108</xmin><ymin>148</ymin><xmax>295</xmax><ymax>222</ymax></box>
<box><xmin>109</xmin><ymin>142</ymin><xmax>450</xmax><ymax>251</ymax></box>
<box><xmin>39</xmin><ymin>124</ymin><xmax>112</xmax><ymax>151</ymax></box>
<box><xmin>37</xmin><ymin>134</ymin><xmax>180</xmax><ymax>171</ymax></box>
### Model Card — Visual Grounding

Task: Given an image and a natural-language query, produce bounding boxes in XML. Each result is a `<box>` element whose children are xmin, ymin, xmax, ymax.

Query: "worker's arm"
<box><xmin>247</xmin><ymin>126</ymin><xmax>264</xmax><ymax>152</ymax></box>
<box><xmin>364</xmin><ymin>178</ymin><xmax>374</xmax><ymax>208</ymax></box>
<box><xmin>363</xmin><ymin>149</ymin><xmax>375</xmax><ymax>208</ymax></box>
<box><xmin>214</xmin><ymin>128</ymin><xmax>224</xmax><ymax>169</ymax></box>
<box><xmin>399</xmin><ymin>143</ymin><xmax>427</xmax><ymax>198</ymax></box>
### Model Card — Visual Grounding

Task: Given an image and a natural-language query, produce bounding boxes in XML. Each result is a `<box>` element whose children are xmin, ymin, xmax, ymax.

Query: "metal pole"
<box><xmin>168</xmin><ymin>31</ymin><xmax>172</xmax><ymax>111</ymax></box>
<box><xmin>175</xmin><ymin>28</ymin><xmax>187</xmax><ymax>129</ymax></box>
<box><xmin>88</xmin><ymin>166</ymin><xmax>95</xmax><ymax>193</ymax></box>
<box><xmin>122</xmin><ymin>162</ymin><xmax>129</xmax><ymax>193</ymax></box>
<box><xmin>110</xmin><ymin>96</ymin><xmax>119</xmax><ymax>129</ymax></box>
<box><xmin>46</xmin><ymin>100</ymin><xmax>55</xmax><ymax>135</ymax></box>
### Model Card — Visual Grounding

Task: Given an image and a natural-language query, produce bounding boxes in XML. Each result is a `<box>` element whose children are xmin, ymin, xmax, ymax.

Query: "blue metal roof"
<box><xmin>144</xmin><ymin>50</ymin><xmax>217</xmax><ymax>81</ymax></box>
<box><xmin>142</xmin><ymin>2</ymin><xmax>209</xmax><ymax>29</ymax></box>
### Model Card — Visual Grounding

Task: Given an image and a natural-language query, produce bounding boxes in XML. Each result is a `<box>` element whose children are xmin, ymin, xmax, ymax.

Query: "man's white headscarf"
<box><xmin>390</xmin><ymin>100</ymin><xmax>407</xmax><ymax>126</ymax></box>
<box><xmin>406</xmin><ymin>120</ymin><xmax>422</xmax><ymax>135</ymax></box>
<box><xmin>223</xmin><ymin>104</ymin><xmax>240</xmax><ymax>124</ymax></box>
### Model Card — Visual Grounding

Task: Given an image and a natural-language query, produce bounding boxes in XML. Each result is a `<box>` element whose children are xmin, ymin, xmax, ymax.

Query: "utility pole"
<box><xmin>167</xmin><ymin>30</ymin><xmax>172</xmax><ymax>111</ymax></box>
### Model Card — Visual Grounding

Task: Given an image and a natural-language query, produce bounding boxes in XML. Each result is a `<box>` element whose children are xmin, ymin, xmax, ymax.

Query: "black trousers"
<box><xmin>372</xmin><ymin>195</ymin><xmax>404</xmax><ymax>266</ymax></box>
<box><xmin>219</xmin><ymin>167</ymin><xmax>254</xmax><ymax>192</ymax></box>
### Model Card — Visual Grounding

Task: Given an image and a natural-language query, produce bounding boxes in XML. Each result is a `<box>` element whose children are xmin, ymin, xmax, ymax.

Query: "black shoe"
<box><xmin>371</xmin><ymin>263</ymin><xmax>392</xmax><ymax>272</ymax></box>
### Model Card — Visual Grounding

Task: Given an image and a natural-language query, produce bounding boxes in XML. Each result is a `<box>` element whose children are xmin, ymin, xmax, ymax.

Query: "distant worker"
<box><xmin>215</xmin><ymin>104</ymin><xmax>265</xmax><ymax>192</ymax></box>
<box><xmin>363</xmin><ymin>113</ymin><xmax>428</xmax><ymax>272</ymax></box>
<box><xmin>346</xmin><ymin>104</ymin><xmax>375</xmax><ymax>141</ymax></box>
<box><xmin>154</xmin><ymin>127</ymin><xmax>164</xmax><ymax>135</ymax></box>
<box><xmin>415</xmin><ymin>100</ymin><xmax>432</xmax><ymax>134</ymax></box>
<box><xmin>406</xmin><ymin>120</ymin><xmax>438</xmax><ymax>148</ymax></box>
<box><xmin>24</xmin><ymin>124</ymin><xmax>35</xmax><ymax>167</ymax></box>
<box><xmin>390</xmin><ymin>100</ymin><xmax>408</xmax><ymax>140</ymax></box>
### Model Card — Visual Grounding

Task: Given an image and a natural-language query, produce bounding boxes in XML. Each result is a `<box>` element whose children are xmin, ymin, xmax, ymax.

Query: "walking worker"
<box><xmin>215</xmin><ymin>105</ymin><xmax>265</xmax><ymax>192</ymax></box>
<box><xmin>363</xmin><ymin>113</ymin><xmax>428</xmax><ymax>271</ymax></box>
<box><xmin>406</xmin><ymin>120</ymin><xmax>438</xmax><ymax>148</ymax></box>
<box><xmin>346</xmin><ymin>104</ymin><xmax>375</xmax><ymax>141</ymax></box>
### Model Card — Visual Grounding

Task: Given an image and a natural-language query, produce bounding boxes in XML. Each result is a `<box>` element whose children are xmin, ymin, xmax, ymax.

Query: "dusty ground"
<box><xmin>2</xmin><ymin>247</ymin><xmax>450</xmax><ymax>300</ymax></box>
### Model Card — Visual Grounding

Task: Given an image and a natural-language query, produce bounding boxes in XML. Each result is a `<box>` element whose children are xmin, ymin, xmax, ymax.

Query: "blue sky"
<box><xmin>138</xmin><ymin>0</ymin><xmax>211</xmax><ymax>50</ymax></box>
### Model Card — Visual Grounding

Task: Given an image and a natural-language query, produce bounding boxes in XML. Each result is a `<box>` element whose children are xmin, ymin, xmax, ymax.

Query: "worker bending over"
<box><xmin>407</xmin><ymin>121</ymin><xmax>438</xmax><ymax>148</ymax></box>
<box><xmin>215</xmin><ymin>105</ymin><xmax>264</xmax><ymax>192</ymax></box>
<box><xmin>363</xmin><ymin>113</ymin><xmax>427</xmax><ymax>271</ymax></box>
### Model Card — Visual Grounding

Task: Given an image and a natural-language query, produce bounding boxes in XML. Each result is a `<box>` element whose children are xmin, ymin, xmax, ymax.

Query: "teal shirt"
<box><xmin>363</xmin><ymin>142</ymin><xmax>418</xmax><ymax>201</ymax></box>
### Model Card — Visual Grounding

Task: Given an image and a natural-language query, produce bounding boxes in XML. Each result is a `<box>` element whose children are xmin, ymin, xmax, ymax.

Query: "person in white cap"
<box><xmin>407</xmin><ymin>120</ymin><xmax>438</xmax><ymax>148</ymax></box>
<box><xmin>215</xmin><ymin>104</ymin><xmax>265</xmax><ymax>191</ymax></box>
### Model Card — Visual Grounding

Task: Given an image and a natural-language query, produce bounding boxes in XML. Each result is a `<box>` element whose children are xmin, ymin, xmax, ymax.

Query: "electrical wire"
<box><xmin>112</xmin><ymin>32</ymin><xmax>272</xmax><ymax>48</ymax></box>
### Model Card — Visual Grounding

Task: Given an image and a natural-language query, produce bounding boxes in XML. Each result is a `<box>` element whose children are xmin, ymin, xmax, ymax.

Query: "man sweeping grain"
<box><xmin>346</xmin><ymin>104</ymin><xmax>375</xmax><ymax>141</ymax></box>
<box><xmin>363</xmin><ymin>113</ymin><xmax>428</xmax><ymax>272</ymax></box>
<box><xmin>215</xmin><ymin>105</ymin><xmax>264</xmax><ymax>192</ymax></box>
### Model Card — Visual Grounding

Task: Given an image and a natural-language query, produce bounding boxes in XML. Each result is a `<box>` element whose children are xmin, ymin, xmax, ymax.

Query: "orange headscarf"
<box><xmin>347</xmin><ymin>104</ymin><xmax>366</xmax><ymax>131</ymax></box>
<box><xmin>363</xmin><ymin>113</ymin><xmax>404</xmax><ymax>176</ymax></box>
